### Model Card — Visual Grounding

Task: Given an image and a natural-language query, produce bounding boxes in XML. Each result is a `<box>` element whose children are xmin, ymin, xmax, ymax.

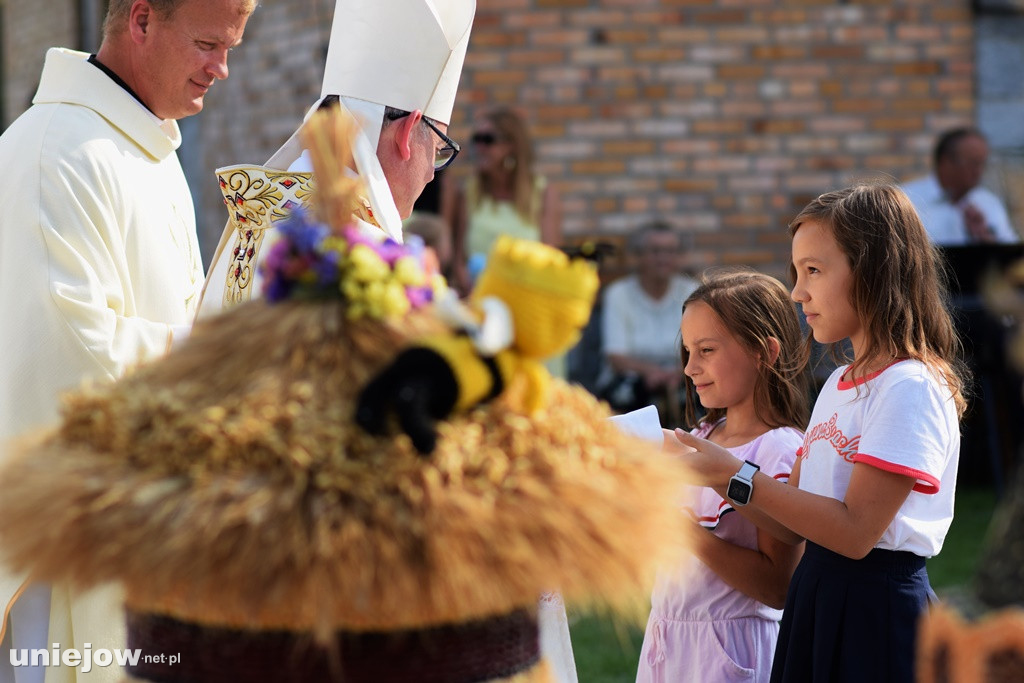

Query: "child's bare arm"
<box><xmin>694</xmin><ymin>525</ymin><xmax>803</xmax><ymax>609</ymax></box>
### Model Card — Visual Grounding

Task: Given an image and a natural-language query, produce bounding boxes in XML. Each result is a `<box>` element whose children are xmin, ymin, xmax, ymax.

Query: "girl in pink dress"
<box><xmin>638</xmin><ymin>270</ymin><xmax>809</xmax><ymax>682</ymax></box>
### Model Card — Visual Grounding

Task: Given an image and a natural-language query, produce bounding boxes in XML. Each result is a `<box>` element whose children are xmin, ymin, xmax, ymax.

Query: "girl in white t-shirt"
<box><xmin>670</xmin><ymin>184</ymin><xmax>968</xmax><ymax>683</ymax></box>
<box><xmin>637</xmin><ymin>270</ymin><xmax>809</xmax><ymax>683</ymax></box>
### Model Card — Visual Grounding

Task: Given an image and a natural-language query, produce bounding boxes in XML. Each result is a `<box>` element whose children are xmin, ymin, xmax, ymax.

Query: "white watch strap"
<box><xmin>736</xmin><ymin>461</ymin><xmax>759</xmax><ymax>481</ymax></box>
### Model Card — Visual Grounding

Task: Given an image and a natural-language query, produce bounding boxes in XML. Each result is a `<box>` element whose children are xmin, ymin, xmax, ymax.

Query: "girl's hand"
<box><xmin>671</xmin><ymin>429</ymin><xmax>743</xmax><ymax>488</ymax></box>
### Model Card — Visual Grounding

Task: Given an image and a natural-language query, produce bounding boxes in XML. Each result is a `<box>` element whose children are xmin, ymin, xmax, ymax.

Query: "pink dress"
<box><xmin>636</xmin><ymin>424</ymin><xmax>803</xmax><ymax>683</ymax></box>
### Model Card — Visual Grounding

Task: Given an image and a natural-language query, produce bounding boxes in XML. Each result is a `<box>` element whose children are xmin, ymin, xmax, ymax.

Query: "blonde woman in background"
<box><xmin>445</xmin><ymin>106</ymin><xmax>562</xmax><ymax>295</ymax></box>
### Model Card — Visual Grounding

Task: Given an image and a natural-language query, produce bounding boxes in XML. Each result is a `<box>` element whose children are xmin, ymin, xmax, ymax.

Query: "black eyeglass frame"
<box><xmin>420</xmin><ymin>116</ymin><xmax>460</xmax><ymax>171</ymax></box>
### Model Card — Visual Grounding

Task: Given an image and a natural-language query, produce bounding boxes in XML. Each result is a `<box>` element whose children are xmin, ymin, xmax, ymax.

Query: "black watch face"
<box><xmin>727</xmin><ymin>479</ymin><xmax>751</xmax><ymax>504</ymax></box>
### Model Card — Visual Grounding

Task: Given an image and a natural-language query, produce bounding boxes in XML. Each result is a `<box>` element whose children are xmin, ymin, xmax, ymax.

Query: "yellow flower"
<box><xmin>341</xmin><ymin>279</ymin><xmax>363</xmax><ymax>300</ymax></box>
<box><xmin>382</xmin><ymin>280</ymin><xmax>411</xmax><ymax>317</ymax></box>
<box><xmin>347</xmin><ymin>244</ymin><xmax>389</xmax><ymax>283</ymax></box>
<box><xmin>321</xmin><ymin>235</ymin><xmax>348</xmax><ymax>255</ymax></box>
<box><xmin>393</xmin><ymin>256</ymin><xmax>426</xmax><ymax>287</ymax></box>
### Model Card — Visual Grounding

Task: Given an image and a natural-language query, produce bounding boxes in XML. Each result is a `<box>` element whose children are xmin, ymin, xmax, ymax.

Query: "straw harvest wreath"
<box><xmin>0</xmin><ymin>110</ymin><xmax>692</xmax><ymax>683</ymax></box>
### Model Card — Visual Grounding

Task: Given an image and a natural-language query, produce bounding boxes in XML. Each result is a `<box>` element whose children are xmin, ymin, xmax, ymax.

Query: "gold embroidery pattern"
<box><xmin>216</xmin><ymin>166</ymin><xmax>315</xmax><ymax>307</ymax></box>
<box><xmin>352</xmin><ymin>196</ymin><xmax>380</xmax><ymax>229</ymax></box>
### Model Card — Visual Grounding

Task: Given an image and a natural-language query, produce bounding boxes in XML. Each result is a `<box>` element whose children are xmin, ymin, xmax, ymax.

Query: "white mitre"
<box><xmin>198</xmin><ymin>0</ymin><xmax>475</xmax><ymax>318</ymax></box>
<box><xmin>272</xmin><ymin>0</ymin><xmax>475</xmax><ymax>240</ymax></box>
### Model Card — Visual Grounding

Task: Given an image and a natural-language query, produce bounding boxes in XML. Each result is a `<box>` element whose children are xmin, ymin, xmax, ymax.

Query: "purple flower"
<box><xmin>405</xmin><ymin>285</ymin><xmax>433</xmax><ymax>309</ymax></box>
<box><xmin>314</xmin><ymin>249</ymin><xmax>341</xmax><ymax>286</ymax></box>
<box><xmin>278</xmin><ymin>209</ymin><xmax>328</xmax><ymax>253</ymax></box>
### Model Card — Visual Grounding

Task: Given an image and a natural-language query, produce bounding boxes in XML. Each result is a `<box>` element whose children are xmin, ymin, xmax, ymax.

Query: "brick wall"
<box><xmin>452</xmin><ymin>0</ymin><xmax>980</xmax><ymax>280</ymax></box>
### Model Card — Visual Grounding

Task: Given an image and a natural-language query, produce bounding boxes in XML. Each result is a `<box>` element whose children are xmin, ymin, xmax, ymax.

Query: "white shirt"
<box><xmin>902</xmin><ymin>174</ymin><xmax>1018</xmax><ymax>245</ymax></box>
<box><xmin>601</xmin><ymin>274</ymin><xmax>698</xmax><ymax>369</ymax></box>
<box><xmin>797</xmin><ymin>360</ymin><xmax>960</xmax><ymax>557</ymax></box>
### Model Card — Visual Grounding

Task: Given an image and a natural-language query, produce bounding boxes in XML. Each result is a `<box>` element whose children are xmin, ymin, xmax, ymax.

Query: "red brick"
<box><xmin>811</xmin><ymin>45</ymin><xmax>866</xmax><ymax>60</ymax></box>
<box><xmin>833</xmin><ymin>99</ymin><xmax>886</xmax><ymax>114</ymax></box>
<box><xmin>692</xmin><ymin>119</ymin><xmax>747</xmax><ymax>135</ymax></box>
<box><xmin>869</xmin><ymin>116</ymin><xmax>926</xmax><ymax>132</ymax></box>
<box><xmin>568</xmin><ymin>9</ymin><xmax>629</xmax><ymax>27</ymax></box>
<box><xmin>753</xmin><ymin>45</ymin><xmax>808</xmax><ymax>60</ymax></box>
<box><xmin>506</xmin><ymin>50</ymin><xmax>568</xmax><ymax>67</ymax></box>
<box><xmin>717</xmin><ymin>64</ymin><xmax>766</xmax><ymax>80</ymax></box>
<box><xmin>896</xmin><ymin>25</ymin><xmax>944</xmax><ymax>42</ymax></box>
<box><xmin>689</xmin><ymin>9</ymin><xmax>748</xmax><ymax>23</ymax></box>
<box><xmin>504</xmin><ymin>11</ymin><xmax>561</xmax><ymax>29</ymax></box>
<box><xmin>656</xmin><ymin>27</ymin><xmax>712</xmax><ymax>43</ymax></box>
<box><xmin>753</xmin><ymin>119</ymin><xmax>807</xmax><ymax>135</ymax></box>
<box><xmin>603</xmin><ymin>29</ymin><xmax>650</xmax><ymax>44</ymax></box>
<box><xmin>891</xmin><ymin>62</ymin><xmax>942</xmax><ymax>76</ymax></box>
<box><xmin>715</xmin><ymin>26</ymin><xmax>770</xmax><ymax>43</ymax></box>
<box><xmin>634</xmin><ymin>46</ymin><xmax>688</xmax><ymax>62</ymax></box>
<box><xmin>604</xmin><ymin>140</ymin><xmax>655</xmax><ymax>156</ymax></box>
<box><xmin>571</xmin><ymin>160</ymin><xmax>626</xmax><ymax>176</ymax></box>
<box><xmin>665</xmin><ymin>179</ymin><xmax>718</xmax><ymax>193</ymax></box>
<box><xmin>530</xmin><ymin>29</ymin><xmax>590</xmax><ymax>47</ymax></box>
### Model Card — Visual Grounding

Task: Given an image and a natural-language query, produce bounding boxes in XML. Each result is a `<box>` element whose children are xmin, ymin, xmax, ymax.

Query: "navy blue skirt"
<box><xmin>770</xmin><ymin>542</ymin><xmax>935</xmax><ymax>683</ymax></box>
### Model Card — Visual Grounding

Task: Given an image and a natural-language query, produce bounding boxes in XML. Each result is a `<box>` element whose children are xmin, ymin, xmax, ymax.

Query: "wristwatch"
<box><xmin>727</xmin><ymin>460</ymin><xmax>760</xmax><ymax>506</ymax></box>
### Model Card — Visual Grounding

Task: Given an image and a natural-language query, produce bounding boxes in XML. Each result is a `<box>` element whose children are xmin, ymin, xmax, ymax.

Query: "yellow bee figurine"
<box><xmin>356</xmin><ymin>236</ymin><xmax>599</xmax><ymax>453</ymax></box>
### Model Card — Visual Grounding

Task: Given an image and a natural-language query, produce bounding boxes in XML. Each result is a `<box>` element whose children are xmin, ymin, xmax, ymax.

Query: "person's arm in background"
<box><xmin>977</xmin><ymin>191</ymin><xmax>1019</xmax><ymax>243</ymax></box>
<box><xmin>539</xmin><ymin>182</ymin><xmax>562</xmax><ymax>248</ymax></box>
<box><xmin>441</xmin><ymin>178</ymin><xmax>471</xmax><ymax>295</ymax></box>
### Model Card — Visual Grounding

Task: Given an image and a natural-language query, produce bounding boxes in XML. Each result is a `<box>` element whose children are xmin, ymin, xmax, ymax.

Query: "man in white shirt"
<box><xmin>902</xmin><ymin>128</ymin><xmax>1019</xmax><ymax>245</ymax></box>
<box><xmin>0</xmin><ymin>1</ymin><xmax>254</xmax><ymax>681</ymax></box>
<box><xmin>597</xmin><ymin>221</ymin><xmax>699</xmax><ymax>421</ymax></box>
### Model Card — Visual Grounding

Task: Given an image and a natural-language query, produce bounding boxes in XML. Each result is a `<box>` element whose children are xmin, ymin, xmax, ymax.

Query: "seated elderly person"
<box><xmin>595</xmin><ymin>220</ymin><xmax>698</xmax><ymax>423</ymax></box>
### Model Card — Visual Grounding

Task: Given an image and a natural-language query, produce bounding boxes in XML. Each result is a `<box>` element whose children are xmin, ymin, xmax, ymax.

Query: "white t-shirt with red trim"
<box><xmin>797</xmin><ymin>359</ymin><xmax>960</xmax><ymax>557</ymax></box>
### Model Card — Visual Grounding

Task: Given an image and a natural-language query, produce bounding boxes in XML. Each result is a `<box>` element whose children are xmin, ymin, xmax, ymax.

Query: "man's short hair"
<box><xmin>934</xmin><ymin>127</ymin><xmax>986</xmax><ymax>167</ymax></box>
<box><xmin>627</xmin><ymin>219</ymin><xmax>688</xmax><ymax>255</ymax></box>
<box><xmin>103</xmin><ymin>0</ymin><xmax>255</xmax><ymax>38</ymax></box>
<box><xmin>103</xmin><ymin>0</ymin><xmax>179</xmax><ymax>36</ymax></box>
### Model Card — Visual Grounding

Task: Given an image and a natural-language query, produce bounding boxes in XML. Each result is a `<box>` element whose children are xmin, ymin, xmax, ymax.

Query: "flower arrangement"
<box><xmin>261</xmin><ymin>210</ymin><xmax>445</xmax><ymax>318</ymax></box>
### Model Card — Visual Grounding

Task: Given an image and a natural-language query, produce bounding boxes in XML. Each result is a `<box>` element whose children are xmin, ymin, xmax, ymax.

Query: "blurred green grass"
<box><xmin>568</xmin><ymin>485</ymin><xmax>999</xmax><ymax>682</ymax></box>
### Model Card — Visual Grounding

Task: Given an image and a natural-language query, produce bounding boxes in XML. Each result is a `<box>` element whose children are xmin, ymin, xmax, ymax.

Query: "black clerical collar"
<box><xmin>88</xmin><ymin>54</ymin><xmax>155</xmax><ymax>115</ymax></box>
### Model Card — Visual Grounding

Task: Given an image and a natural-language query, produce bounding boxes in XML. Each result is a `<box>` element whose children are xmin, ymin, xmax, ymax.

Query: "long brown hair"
<box><xmin>789</xmin><ymin>184</ymin><xmax>969</xmax><ymax>417</ymax></box>
<box><xmin>682</xmin><ymin>269</ymin><xmax>810</xmax><ymax>432</ymax></box>
<box><xmin>473</xmin><ymin>107</ymin><xmax>538</xmax><ymax>222</ymax></box>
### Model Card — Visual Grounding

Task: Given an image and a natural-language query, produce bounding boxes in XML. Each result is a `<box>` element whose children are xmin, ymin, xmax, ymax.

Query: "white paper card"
<box><xmin>608</xmin><ymin>405</ymin><xmax>663</xmax><ymax>444</ymax></box>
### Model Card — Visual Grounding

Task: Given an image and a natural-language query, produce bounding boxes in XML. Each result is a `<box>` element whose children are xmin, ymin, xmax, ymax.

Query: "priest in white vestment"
<box><xmin>0</xmin><ymin>1</ymin><xmax>253</xmax><ymax>681</ymax></box>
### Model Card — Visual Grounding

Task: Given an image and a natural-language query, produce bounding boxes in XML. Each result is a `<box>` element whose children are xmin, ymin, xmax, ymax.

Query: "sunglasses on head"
<box><xmin>471</xmin><ymin>132</ymin><xmax>499</xmax><ymax>146</ymax></box>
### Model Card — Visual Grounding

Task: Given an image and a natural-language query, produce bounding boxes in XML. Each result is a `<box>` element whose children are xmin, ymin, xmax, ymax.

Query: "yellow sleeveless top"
<box><xmin>465</xmin><ymin>175</ymin><xmax>547</xmax><ymax>258</ymax></box>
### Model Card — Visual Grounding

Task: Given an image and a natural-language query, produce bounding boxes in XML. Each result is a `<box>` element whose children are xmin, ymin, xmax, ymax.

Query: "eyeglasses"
<box><xmin>384</xmin><ymin>109</ymin><xmax>460</xmax><ymax>171</ymax></box>
<box><xmin>471</xmin><ymin>131</ymin><xmax>499</xmax><ymax>146</ymax></box>
<box><xmin>420</xmin><ymin>117</ymin><xmax>460</xmax><ymax>171</ymax></box>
